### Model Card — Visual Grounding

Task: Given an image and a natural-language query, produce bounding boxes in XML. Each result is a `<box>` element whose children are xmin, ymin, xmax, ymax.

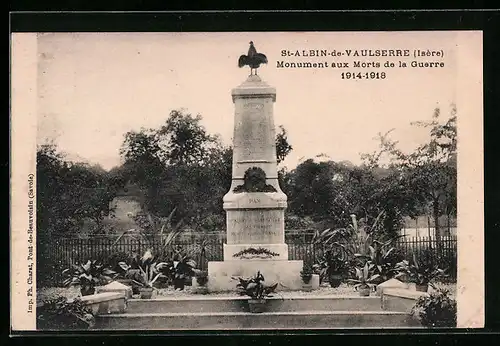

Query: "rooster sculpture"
<box><xmin>238</xmin><ymin>41</ymin><xmax>268</xmax><ymax>75</ymax></box>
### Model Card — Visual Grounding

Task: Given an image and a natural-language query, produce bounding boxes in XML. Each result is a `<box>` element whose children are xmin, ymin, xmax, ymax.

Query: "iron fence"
<box><xmin>41</xmin><ymin>235</ymin><xmax>457</xmax><ymax>286</ymax></box>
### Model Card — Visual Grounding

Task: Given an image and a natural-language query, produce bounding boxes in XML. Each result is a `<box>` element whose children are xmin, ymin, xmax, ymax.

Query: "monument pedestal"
<box><xmin>208</xmin><ymin>260</ymin><xmax>304</xmax><ymax>292</ymax></box>
<box><xmin>207</xmin><ymin>75</ymin><xmax>303</xmax><ymax>292</ymax></box>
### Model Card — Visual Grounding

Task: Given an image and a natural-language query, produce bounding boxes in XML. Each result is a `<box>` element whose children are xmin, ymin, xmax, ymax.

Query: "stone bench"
<box><xmin>381</xmin><ymin>288</ymin><xmax>429</xmax><ymax>313</ymax></box>
<box><xmin>69</xmin><ymin>292</ymin><xmax>127</xmax><ymax>315</ymax></box>
<box><xmin>95</xmin><ymin>281</ymin><xmax>133</xmax><ymax>299</ymax></box>
<box><xmin>376</xmin><ymin>278</ymin><xmax>409</xmax><ymax>296</ymax></box>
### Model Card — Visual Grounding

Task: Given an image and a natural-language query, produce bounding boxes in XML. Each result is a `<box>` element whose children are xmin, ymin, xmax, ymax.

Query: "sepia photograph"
<box><xmin>10</xmin><ymin>30</ymin><xmax>483</xmax><ymax>331</ymax></box>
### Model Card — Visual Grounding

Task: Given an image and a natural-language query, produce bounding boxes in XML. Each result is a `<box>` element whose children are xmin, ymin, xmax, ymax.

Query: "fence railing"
<box><xmin>41</xmin><ymin>235</ymin><xmax>457</xmax><ymax>286</ymax></box>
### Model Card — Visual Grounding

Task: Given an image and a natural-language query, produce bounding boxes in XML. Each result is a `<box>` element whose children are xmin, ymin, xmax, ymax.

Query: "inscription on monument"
<box><xmin>227</xmin><ymin>209</ymin><xmax>284</xmax><ymax>244</ymax></box>
<box><xmin>236</xmin><ymin>102</ymin><xmax>271</xmax><ymax>161</ymax></box>
<box><xmin>243</xmin><ymin>103</ymin><xmax>264</xmax><ymax>110</ymax></box>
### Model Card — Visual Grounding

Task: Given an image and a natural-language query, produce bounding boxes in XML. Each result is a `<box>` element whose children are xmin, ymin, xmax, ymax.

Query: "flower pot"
<box><xmin>354</xmin><ymin>285</ymin><xmax>372</xmax><ymax>297</ymax></box>
<box><xmin>328</xmin><ymin>274</ymin><xmax>343</xmax><ymax>288</ymax></box>
<box><xmin>302</xmin><ymin>283</ymin><xmax>313</xmax><ymax>292</ymax></box>
<box><xmin>357</xmin><ymin>285</ymin><xmax>371</xmax><ymax>297</ymax></box>
<box><xmin>173</xmin><ymin>278</ymin><xmax>186</xmax><ymax>290</ymax></box>
<box><xmin>301</xmin><ymin>274</ymin><xmax>313</xmax><ymax>284</ymax></box>
<box><xmin>131</xmin><ymin>285</ymin><xmax>141</xmax><ymax>295</ymax></box>
<box><xmin>248</xmin><ymin>299</ymin><xmax>267</xmax><ymax>313</ymax></box>
<box><xmin>196</xmin><ymin>277</ymin><xmax>209</xmax><ymax>287</ymax></box>
<box><xmin>416</xmin><ymin>284</ymin><xmax>429</xmax><ymax>292</ymax></box>
<box><xmin>301</xmin><ymin>274</ymin><xmax>313</xmax><ymax>291</ymax></box>
<box><xmin>139</xmin><ymin>287</ymin><xmax>154</xmax><ymax>299</ymax></box>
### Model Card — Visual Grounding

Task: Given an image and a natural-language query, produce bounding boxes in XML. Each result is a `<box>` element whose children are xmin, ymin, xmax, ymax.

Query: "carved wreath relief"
<box><xmin>233</xmin><ymin>167</ymin><xmax>277</xmax><ymax>193</ymax></box>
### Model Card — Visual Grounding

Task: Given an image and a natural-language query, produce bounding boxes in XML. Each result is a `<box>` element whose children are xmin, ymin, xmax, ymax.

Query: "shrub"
<box><xmin>314</xmin><ymin>248</ymin><xmax>351</xmax><ymax>287</ymax></box>
<box><xmin>411</xmin><ymin>288</ymin><xmax>457</xmax><ymax>328</ymax></box>
<box><xmin>395</xmin><ymin>251</ymin><xmax>446</xmax><ymax>287</ymax></box>
<box><xmin>62</xmin><ymin>260</ymin><xmax>117</xmax><ymax>296</ymax></box>
<box><xmin>353</xmin><ymin>238</ymin><xmax>405</xmax><ymax>282</ymax></box>
<box><xmin>156</xmin><ymin>249</ymin><xmax>197</xmax><ymax>290</ymax></box>
<box><xmin>37</xmin><ymin>296</ymin><xmax>95</xmax><ymax>330</ymax></box>
<box><xmin>285</xmin><ymin>214</ymin><xmax>315</xmax><ymax>230</ymax></box>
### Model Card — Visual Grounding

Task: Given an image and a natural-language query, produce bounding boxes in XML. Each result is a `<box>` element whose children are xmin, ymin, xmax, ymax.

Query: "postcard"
<box><xmin>10</xmin><ymin>31</ymin><xmax>483</xmax><ymax>331</ymax></box>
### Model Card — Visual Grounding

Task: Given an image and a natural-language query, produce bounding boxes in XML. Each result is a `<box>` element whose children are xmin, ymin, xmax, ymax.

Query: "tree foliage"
<box><xmin>283</xmin><ymin>159</ymin><xmax>412</xmax><ymax>237</ymax></box>
<box><xmin>37</xmin><ymin>143</ymin><xmax>121</xmax><ymax>237</ymax></box>
<box><xmin>36</xmin><ymin>143</ymin><xmax>123</xmax><ymax>286</ymax></box>
<box><xmin>119</xmin><ymin>109</ymin><xmax>292</xmax><ymax>228</ymax></box>
<box><xmin>360</xmin><ymin>105</ymin><xmax>457</xmax><ymax>242</ymax></box>
<box><xmin>283</xmin><ymin>105</ymin><xmax>457</xmax><ymax>241</ymax></box>
<box><xmin>38</xmin><ymin>105</ymin><xmax>456</xmax><ymax>245</ymax></box>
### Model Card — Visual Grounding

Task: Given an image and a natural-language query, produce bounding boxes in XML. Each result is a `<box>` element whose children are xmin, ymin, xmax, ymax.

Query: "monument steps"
<box><xmin>95</xmin><ymin>310</ymin><xmax>419</xmax><ymax>330</ymax></box>
<box><xmin>94</xmin><ymin>294</ymin><xmax>421</xmax><ymax>329</ymax></box>
<box><xmin>125</xmin><ymin>296</ymin><xmax>383</xmax><ymax>314</ymax></box>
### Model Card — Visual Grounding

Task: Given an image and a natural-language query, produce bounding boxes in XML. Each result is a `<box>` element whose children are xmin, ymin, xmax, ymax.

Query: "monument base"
<box><xmin>223</xmin><ymin>243</ymin><xmax>289</xmax><ymax>260</ymax></box>
<box><xmin>207</xmin><ymin>259</ymin><xmax>303</xmax><ymax>292</ymax></box>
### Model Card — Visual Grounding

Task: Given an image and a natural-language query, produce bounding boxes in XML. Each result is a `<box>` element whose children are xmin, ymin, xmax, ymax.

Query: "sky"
<box><xmin>36</xmin><ymin>31</ymin><xmax>460</xmax><ymax>170</ymax></box>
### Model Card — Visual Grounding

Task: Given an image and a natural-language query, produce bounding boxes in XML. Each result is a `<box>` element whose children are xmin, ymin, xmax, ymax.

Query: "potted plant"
<box><xmin>193</xmin><ymin>270</ymin><xmax>209</xmax><ymax>294</ymax></box>
<box><xmin>116</xmin><ymin>267</ymin><xmax>143</xmax><ymax>294</ymax></box>
<box><xmin>395</xmin><ymin>252</ymin><xmax>446</xmax><ymax>292</ymax></box>
<box><xmin>300</xmin><ymin>264</ymin><xmax>314</xmax><ymax>291</ymax></box>
<box><xmin>161</xmin><ymin>250</ymin><xmax>197</xmax><ymax>290</ymax></box>
<box><xmin>348</xmin><ymin>262</ymin><xmax>380</xmax><ymax>296</ymax></box>
<box><xmin>315</xmin><ymin>249</ymin><xmax>350</xmax><ymax>288</ymax></box>
<box><xmin>233</xmin><ymin>271</ymin><xmax>278</xmax><ymax>313</ymax></box>
<box><xmin>120</xmin><ymin>249</ymin><xmax>169</xmax><ymax>299</ymax></box>
<box><xmin>114</xmin><ymin>252</ymin><xmax>144</xmax><ymax>294</ymax></box>
<box><xmin>62</xmin><ymin>260</ymin><xmax>117</xmax><ymax>296</ymax></box>
<box><xmin>312</xmin><ymin>225</ymin><xmax>357</xmax><ymax>287</ymax></box>
<box><xmin>353</xmin><ymin>238</ymin><xmax>405</xmax><ymax>284</ymax></box>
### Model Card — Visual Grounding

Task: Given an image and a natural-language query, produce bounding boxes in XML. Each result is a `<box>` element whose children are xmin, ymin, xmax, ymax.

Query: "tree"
<box><xmin>405</xmin><ymin>107</ymin><xmax>457</xmax><ymax>243</ymax></box>
<box><xmin>119</xmin><ymin>110</ymin><xmax>230</xmax><ymax>223</ymax></box>
<box><xmin>158</xmin><ymin>110</ymin><xmax>221</xmax><ymax>165</ymax></box>
<box><xmin>37</xmin><ymin>143</ymin><xmax>76</xmax><ymax>237</ymax></box>
<box><xmin>285</xmin><ymin>159</ymin><xmax>355</xmax><ymax>228</ymax></box>
<box><xmin>36</xmin><ymin>143</ymin><xmax>122</xmax><ymax>285</ymax></box>
<box><xmin>37</xmin><ymin>143</ymin><xmax>122</xmax><ymax>236</ymax></box>
<box><xmin>119</xmin><ymin>109</ymin><xmax>293</xmax><ymax>229</ymax></box>
<box><xmin>64</xmin><ymin>163</ymin><xmax>119</xmax><ymax>233</ymax></box>
<box><xmin>362</xmin><ymin>105</ymin><xmax>457</xmax><ymax>246</ymax></box>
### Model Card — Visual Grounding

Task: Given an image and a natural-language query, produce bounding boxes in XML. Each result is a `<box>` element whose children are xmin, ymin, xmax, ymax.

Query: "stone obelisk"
<box><xmin>223</xmin><ymin>75</ymin><xmax>288</xmax><ymax>258</ymax></box>
<box><xmin>207</xmin><ymin>74</ymin><xmax>303</xmax><ymax>292</ymax></box>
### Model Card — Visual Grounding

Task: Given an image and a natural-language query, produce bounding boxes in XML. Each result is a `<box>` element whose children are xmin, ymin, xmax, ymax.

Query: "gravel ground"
<box><xmin>155</xmin><ymin>283</ymin><xmax>357</xmax><ymax>298</ymax></box>
<box><xmin>37</xmin><ymin>286</ymin><xmax>81</xmax><ymax>305</ymax></box>
<box><xmin>37</xmin><ymin>282</ymin><xmax>457</xmax><ymax>302</ymax></box>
